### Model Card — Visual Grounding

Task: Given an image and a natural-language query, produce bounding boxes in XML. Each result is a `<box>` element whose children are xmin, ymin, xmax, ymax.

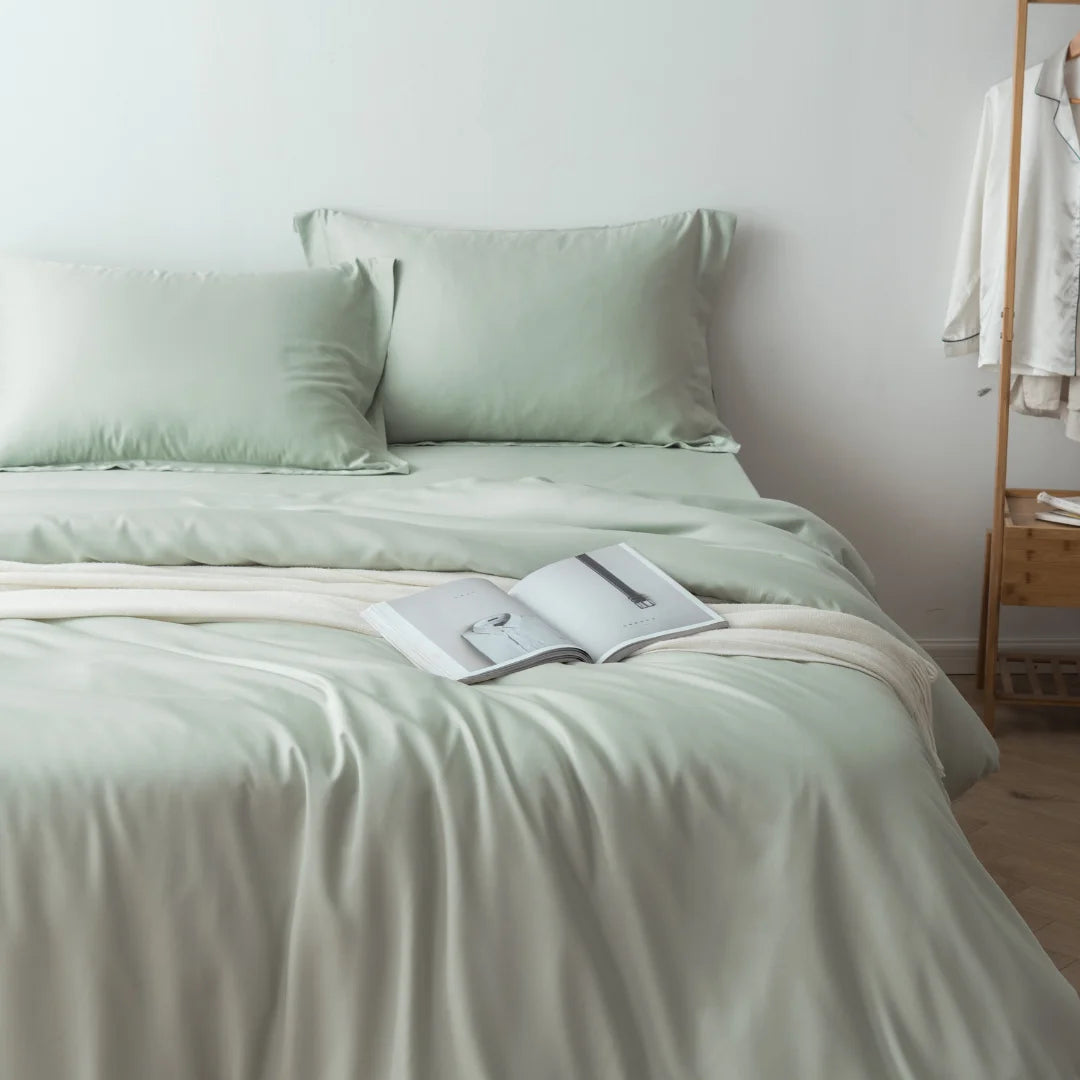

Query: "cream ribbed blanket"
<box><xmin>0</xmin><ymin>561</ymin><xmax>941</xmax><ymax>775</ymax></box>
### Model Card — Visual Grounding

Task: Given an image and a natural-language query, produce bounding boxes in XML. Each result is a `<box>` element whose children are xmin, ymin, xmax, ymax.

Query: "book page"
<box><xmin>363</xmin><ymin>578</ymin><xmax>587</xmax><ymax>681</ymax></box>
<box><xmin>510</xmin><ymin>543</ymin><xmax>725</xmax><ymax>663</ymax></box>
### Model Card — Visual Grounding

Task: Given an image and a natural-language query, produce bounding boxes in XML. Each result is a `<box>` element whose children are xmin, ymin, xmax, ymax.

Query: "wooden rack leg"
<box><xmin>980</xmin><ymin>0</ymin><xmax>1030</xmax><ymax>737</ymax></box>
<box><xmin>976</xmin><ymin>530</ymin><xmax>991</xmax><ymax>692</ymax></box>
<box><xmin>982</xmin><ymin>525</ymin><xmax>1002</xmax><ymax>734</ymax></box>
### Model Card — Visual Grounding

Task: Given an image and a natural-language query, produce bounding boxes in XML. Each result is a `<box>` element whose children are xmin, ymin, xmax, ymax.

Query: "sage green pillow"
<box><xmin>294</xmin><ymin>209</ymin><xmax>739</xmax><ymax>450</ymax></box>
<box><xmin>0</xmin><ymin>256</ymin><xmax>407</xmax><ymax>473</ymax></box>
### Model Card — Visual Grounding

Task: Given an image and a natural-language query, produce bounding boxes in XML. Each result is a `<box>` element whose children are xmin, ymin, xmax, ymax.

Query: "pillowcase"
<box><xmin>294</xmin><ymin>209</ymin><xmax>739</xmax><ymax>450</ymax></box>
<box><xmin>0</xmin><ymin>256</ymin><xmax>407</xmax><ymax>473</ymax></box>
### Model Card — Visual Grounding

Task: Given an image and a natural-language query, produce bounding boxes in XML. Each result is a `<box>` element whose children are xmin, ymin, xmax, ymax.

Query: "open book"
<box><xmin>363</xmin><ymin>543</ymin><xmax>727</xmax><ymax>683</ymax></box>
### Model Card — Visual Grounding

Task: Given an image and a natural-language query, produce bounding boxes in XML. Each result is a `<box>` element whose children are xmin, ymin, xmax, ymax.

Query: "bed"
<box><xmin>1</xmin><ymin>443</ymin><xmax>1077</xmax><ymax>1080</ymax></box>
<box><xmin>3</xmin><ymin>218</ymin><xmax>1079</xmax><ymax>1078</ymax></box>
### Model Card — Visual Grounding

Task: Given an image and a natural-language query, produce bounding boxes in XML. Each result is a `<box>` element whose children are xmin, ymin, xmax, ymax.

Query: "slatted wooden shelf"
<box><xmin>995</xmin><ymin>653</ymin><xmax>1080</xmax><ymax>706</ymax></box>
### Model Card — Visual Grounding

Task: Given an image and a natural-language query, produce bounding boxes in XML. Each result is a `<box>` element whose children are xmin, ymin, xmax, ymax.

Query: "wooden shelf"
<box><xmin>979</xmin><ymin>490</ymin><xmax>1080</xmax><ymax>725</ymax></box>
<box><xmin>1004</xmin><ymin>488</ymin><xmax>1080</xmax><ymax>529</ymax></box>
<box><xmin>996</xmin><ymin>653</ymin><xmax>1080</xmax><ymax>706</ymax></box>
<box><xmin>1001</xmin><ymin>489</ymin><xmax>1080</xmax><ymax>607</ymax></box>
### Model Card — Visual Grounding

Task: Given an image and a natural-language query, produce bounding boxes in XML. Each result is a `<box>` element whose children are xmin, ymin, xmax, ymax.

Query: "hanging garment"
<box><xmin>1010</xmin><ymin>374</ymin><xmax>1080</xmax><ymax>441</ymax></box>
<box><xmin>944</xmin><ymin>45</ymin><xmax>1080</xmax><ymax>378</ymax></box>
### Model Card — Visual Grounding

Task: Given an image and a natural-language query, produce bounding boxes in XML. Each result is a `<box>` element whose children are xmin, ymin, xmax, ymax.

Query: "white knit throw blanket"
<box><xmin>0</xmin><ymin>562</ymin><xmax>942</xmax><ymax>775</ymax></box>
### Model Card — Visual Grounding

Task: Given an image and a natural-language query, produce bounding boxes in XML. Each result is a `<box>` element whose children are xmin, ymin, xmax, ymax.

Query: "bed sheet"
<box><xmin>0</xmin><ymin>443</ymin><xmax>757</xmax><ymax>501</ymax></box>
<box><xmin>393</xmin><ymin>443</ymin><xmax>760</xmax><ymax>498</ymax></box>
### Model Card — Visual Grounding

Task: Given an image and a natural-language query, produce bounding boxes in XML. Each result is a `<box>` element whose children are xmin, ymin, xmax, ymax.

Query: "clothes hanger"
<box><xmin>1069</xmin><ymin>32</ymin><xmax>1080</xmax><ymax>104</ymax></box>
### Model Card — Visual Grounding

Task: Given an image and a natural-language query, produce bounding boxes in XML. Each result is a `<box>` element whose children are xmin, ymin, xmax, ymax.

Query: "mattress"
<box><xmin>0</xmin><ymin>443</ymin><xmax>759</xmax><ymax>501</ymax></box>
<box><xmin>0</xmin><ymin>450</ymin><xmax>1075</xmax><ymax>1079</ymax></box>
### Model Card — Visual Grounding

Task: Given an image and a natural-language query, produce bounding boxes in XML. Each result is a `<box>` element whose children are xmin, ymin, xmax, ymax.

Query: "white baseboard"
<box><xmin>919</xmin><ymin>638</ymin><xmax>1080</xmax><ymax>675</ymax></box>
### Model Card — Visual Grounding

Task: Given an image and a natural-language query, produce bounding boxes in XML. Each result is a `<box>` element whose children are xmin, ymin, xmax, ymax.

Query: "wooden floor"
<box><xmin>952</xmin><ymin>675</ymin><xmax>1080</xmax><ymax>994</ymax></box>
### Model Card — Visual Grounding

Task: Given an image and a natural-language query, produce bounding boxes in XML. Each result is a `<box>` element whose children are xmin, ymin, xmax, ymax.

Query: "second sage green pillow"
<box><xmin>0</xmin><ymin>256</ymin><xmax>407</xmax><ymax>473</ymax></box>
<box><xmin>294</xmin><ymin>209</ymin><xmax>739</xmax><ymax>450</ymax></box>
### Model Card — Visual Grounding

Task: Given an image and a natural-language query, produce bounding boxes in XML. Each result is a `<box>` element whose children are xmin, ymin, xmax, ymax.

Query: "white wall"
<box><xmin>2</xmin><ymin>0</ymin><xmax>1080</xmax><ymax>656</ymax></box>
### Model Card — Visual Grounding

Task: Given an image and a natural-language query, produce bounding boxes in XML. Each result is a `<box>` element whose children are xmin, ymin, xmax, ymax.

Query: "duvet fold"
<box><xmin>0</xmin><ymin>562</ymin><xmax>943</xmax><ymax>775</ymax></box>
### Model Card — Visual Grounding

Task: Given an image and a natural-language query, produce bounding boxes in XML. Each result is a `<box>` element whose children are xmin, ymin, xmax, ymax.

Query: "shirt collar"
<box><xmin>1034</xmin><ymin>44</ymin><xmax>1080</xmax><ymax>163</ymax></box>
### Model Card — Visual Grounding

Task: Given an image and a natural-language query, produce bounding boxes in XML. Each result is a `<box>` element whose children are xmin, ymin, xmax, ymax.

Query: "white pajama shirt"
<box><xmin>945</xmin><ymin>45</ymin><xmax>1080</xmax><ymax>439</ymax></box>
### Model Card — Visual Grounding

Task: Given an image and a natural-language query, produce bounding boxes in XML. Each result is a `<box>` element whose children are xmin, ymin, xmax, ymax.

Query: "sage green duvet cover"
<box><xmin>0</xmin><ymin>470</ymin><xmax>1075</xmax><ymax>1079</ymax></box>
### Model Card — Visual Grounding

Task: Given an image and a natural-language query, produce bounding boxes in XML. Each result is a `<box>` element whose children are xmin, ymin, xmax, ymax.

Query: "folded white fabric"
<box><xmin>1011</xmin><ymin>374</ymin><xmax>1080</xmax><ymax>442</ymax></box>
<box><xmin>0</xmin><ymin>562</ymin><xmax>941</xmax><ymax>776</ymax></box>
<box><xmin>663</xmin><ymin>602</ymin><xmax>939</xmax><ymax>774</ymax></box>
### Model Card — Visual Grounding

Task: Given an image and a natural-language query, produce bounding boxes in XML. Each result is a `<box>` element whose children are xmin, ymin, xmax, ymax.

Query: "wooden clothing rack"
<box><xmin>979</xmin><ymin>0</ymin><xmax>1080</xmax><ymax>729</ymax></box>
